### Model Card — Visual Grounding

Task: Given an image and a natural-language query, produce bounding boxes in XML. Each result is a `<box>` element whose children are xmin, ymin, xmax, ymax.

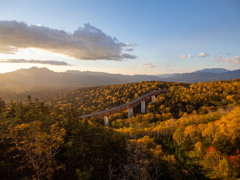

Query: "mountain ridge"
<box><xmin>194</xmin><ymin>68</ymin><xmax>230</xmax><ymax>74</ymax></box>
<box><xmin>0</xmin><ymin>67</ymin><xmax>240</xmax><ymax>89</ymax></box>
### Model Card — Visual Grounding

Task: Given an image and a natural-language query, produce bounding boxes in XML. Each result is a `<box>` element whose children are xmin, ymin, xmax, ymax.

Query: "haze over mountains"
<box><xmin>0</xmin><ymin>67</ymin><xmax>240</xmax><ymax>89</ymax></box>
<box><xmin>194</xmin><ymin>68</ymin><xmax>231</xmax><ymax>74</ymax></box>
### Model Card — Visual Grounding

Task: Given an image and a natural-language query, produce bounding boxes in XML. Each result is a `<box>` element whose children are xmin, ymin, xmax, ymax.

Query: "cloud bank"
<box><xmin>0</xmin><ymin>20</ymin><xmax>136</xmax><ymax>61</ymax></box>
<box><xmin>198</xmin><ymin>52</ymin><xmax>210</xmax><ymax>57</ymax></box>
<box><xmin>180</xmin><ymin>55</ymin><xmax>193</xmax><ymax>59</ymax></box>
<box><xmin>0</xmin><ymin>59</ymin><xmax>74</xmax><ymax>66</ymax></box>
<box><xmin>218</xmin><ymin>56</ymin><xmax>240</xmax><ymax>65</ymax></box>
<box><xmin>139</xmin><ymin>62</ymin><xmax>156</xmax><ymax>68</ymax></box>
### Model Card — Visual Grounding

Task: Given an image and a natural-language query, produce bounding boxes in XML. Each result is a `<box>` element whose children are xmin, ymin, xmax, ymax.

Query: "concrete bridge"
<box><xmin>79</xmin><ymin>89</ymin><xmax>168</xmax><ymax>125</ymax></box>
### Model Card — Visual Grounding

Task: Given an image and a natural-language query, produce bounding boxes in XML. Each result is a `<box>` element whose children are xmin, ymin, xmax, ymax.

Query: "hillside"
<box><xmin>53</xmin><ymin>81</ymin><xmax>188</xmax><ymax>115</ymax></box>
<box><xmin>52</xmin><ymin>78</ymin><xmax>240</xmax><ymax>119</ymax></box>
<box><xmin>1</xmin><ymin>79</ymin><xmax>240</xmax><ymax>179</ymax></box>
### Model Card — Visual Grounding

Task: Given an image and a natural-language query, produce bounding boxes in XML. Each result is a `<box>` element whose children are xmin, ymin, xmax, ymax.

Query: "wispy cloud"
<box><xmin>139</xmin><ymin>62</ymin><xmax>156</xmax><ymax>68</ymax></box>
<box><xmin>124</xmin><ymin>47</ymin><xmax>134</xmax><ymax>51</ymax></box>
<box><xmin>215</xmin><ymin>51</ymin><xmax>222</xmax><ymax>54</ymax></box>
<box><xmin>166</xmin><ymin>59</ymin><xmax>170</xmax><ymax>62</ymax></box>
<box><xmin>218</xmin><ymin>56</ymin><xmax>240</xmax><ymax>65</ymax></box>
<box><xmin>198</xmin><ymin>52</ymin><xmax>210</xmax><ymax>57</ymax></box>
<box><xmin>0</xmin><ymin>59</ymin><xmax>74</xmax><ymax>66</ymax></box>
<box><xmin>180</xmin><ymin>55</ymin><xmax>193</xmax><ymax>59</ymax></box>
<box><xmin>0</xmin><ymin>20</ymin><xmax>136</xmax><ymax>61</ymax></box>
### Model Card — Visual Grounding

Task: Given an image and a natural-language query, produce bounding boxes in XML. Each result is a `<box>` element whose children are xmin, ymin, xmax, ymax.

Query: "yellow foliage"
<box><xmin>9</xmin><ymin>121</ymin><xmax>66</xmax><ymax>180</ymax></box>
<box><xmin>194</xmin><ymin>142</ymin><xmax>202</xmax><ymax>152</ymax></box>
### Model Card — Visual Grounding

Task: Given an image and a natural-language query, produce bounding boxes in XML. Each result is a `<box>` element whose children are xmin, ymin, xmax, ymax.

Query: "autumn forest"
<box><xmin>1</xmin><ymin>79</ymin><xmax>240</xmax><ymax>180</ymax></box>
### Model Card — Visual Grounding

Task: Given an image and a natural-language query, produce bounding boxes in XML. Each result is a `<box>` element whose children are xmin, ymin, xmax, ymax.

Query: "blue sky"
<box><xmin>0</xmin><ymin>0</ymin><xmax>239</xmax><ymax>75</ymax></box>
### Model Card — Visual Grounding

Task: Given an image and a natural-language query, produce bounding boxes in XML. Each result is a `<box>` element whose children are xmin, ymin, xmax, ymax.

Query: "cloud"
<box><xmin>121</xmin><ymin>53</ymin><xmax>137</xmax><ymax>59</ymax></box>
<box><xmin>124</xmin><ymin>47</ymin><xmax>134</xmax><ymax>51</ymax></box>
<box><xmin>0</xmin><ymin>59</ymin><xmax>74</xmax><ymax>66</ymax></box>
<box><xmin>216</xmin><ymin>55</ymin><xmax>222</xmax><ymax>58</ymax></box>
<box><xmin>0</xmin><ymin>20</ymin><xmax>136</xmax><ymax>61</ymax></box>
<box><xmin>211</xmin><ymin>58</ymin><xmax>214</xmax><ymax>60</ymax></box>
<box><xmin>218</xmin><ymin>56</ymin><xmax>240</xmax><ymax>65</ymax></box>
<box><xmin>215</xmin><ymin>51</ymin><xmax>222</xmax><ymax>54</ymax></box>
<box><xmin>198</xmin><ymin>52</ymin><xmax>210</xmax><ymax>57</ymax></box>
<box><xmin>227</xmin><ymin>53</ymin><xmax>232</xmax><ymax>55</ymax></box>
<box><xmin>139</xmin><ymin>62</ymin><xmax>156</xmax><ymax>68</ymax></box>
<box><xmin>166</xmin><ymin>59</ymin><xmax>170</xmax><ymax>62</ymax></box>
<box><xmin>180</xmin><ymin>55</ymin><xmax>193</xmax><ymax>59</ymax></box>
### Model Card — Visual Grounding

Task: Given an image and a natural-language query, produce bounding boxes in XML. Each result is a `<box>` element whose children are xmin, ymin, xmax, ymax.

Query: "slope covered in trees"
<box><xmin>53</xmin><ymin>81</ymin><xmax>188</xmax><ymax>115</ymax></box>
<box><xmin>1</xmin><ymin>79</ymin><xmax>240</xmax><ymax>179</ymax></box>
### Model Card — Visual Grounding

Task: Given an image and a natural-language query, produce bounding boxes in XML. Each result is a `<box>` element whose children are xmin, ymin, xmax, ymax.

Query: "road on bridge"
<box><xmin>79</xmin><ymin>89</ymin><xmax>168</xmax><ymax>119</ymax></box>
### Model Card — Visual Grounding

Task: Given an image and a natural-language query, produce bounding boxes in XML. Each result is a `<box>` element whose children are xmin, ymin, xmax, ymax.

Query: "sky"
<box><xmin>0</xmin><ymin>0</ymin><xmax>239</xmax><ymax>75</ymax></box>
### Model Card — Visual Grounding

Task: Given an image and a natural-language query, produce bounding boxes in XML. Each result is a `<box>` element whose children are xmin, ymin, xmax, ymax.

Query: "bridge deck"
<box><xmin>79</xmin><ymin>89</ymin><xmax>168</xmax><ymax>119</ymax></box>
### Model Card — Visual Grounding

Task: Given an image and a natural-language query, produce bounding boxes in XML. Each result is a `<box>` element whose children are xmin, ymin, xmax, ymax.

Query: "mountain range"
<box><xmin>194</xmin><ymin>68</ymin><xmax>231</xmax><ymax>73</ymax></box>
<box><xmin>0</xmin><ymin>67</ymin><xmax>240</xmax><ymax>89</ymax></box>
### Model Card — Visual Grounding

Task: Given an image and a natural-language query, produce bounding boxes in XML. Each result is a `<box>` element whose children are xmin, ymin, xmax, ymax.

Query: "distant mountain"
<box><xmin>156</xmin><ymin>73</ymin><xmax>180</xmax><ymax>78</ymax></box>
<box><xmin>164</xmin><ymin>69</ymin><xmax>240</xmax><ymax>83</ymax></box>
<box><xmin>0</xmin><ymin>67</ymin><xmax>239</xmax><ymax>90</ymax></box>
<box><xmin>194</xmin><ymin>68</ymin><xmax>231</xmax><ymax>74</ymax></box>
<box><xmin>0</xmin><ymin>67</ymin><xmax>162</xmax><ymax>89</ymax></box>
<box><xmin>164</xmin><ymin>72</ymin><xmax>220</xmax><ymax>83</ymax></box>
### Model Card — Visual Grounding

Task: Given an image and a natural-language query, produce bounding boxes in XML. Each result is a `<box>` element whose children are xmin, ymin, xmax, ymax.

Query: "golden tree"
<box><xmin>173</xmin><ymin>127</ymin><xmax>184</xmax><ymax>145</ymax></box>
<box><xmin>9</xmin><ymin>121</ymin><xmax>66</xmax><ymax>180</ymax></box>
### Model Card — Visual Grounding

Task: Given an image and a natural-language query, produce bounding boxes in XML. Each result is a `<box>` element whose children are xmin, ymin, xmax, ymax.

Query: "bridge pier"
<box><xmin>128</xmin><ymin>107</ymin><xmax>133</xmax><ymax>118</ymax></box>
<box><xmin>141</xmin><ymin>101</ymin><xmax>145</xmax><ymax>113</ymax></box>
<box><xmin>104</xmin><ymin>116</ymin><xmax>109</xmax><ymax>126</ymax></box>
<box><xmin>151</xmin><ymin>96</ymin><xmax>155</xmax><ymax>103</ymax></box>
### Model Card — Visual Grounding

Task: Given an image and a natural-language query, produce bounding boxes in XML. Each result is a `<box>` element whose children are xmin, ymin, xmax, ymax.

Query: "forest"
<box><xmin>1</xmin><ymin>79</ymin><xmax>240</xmax><ymax>179</ymax></box>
